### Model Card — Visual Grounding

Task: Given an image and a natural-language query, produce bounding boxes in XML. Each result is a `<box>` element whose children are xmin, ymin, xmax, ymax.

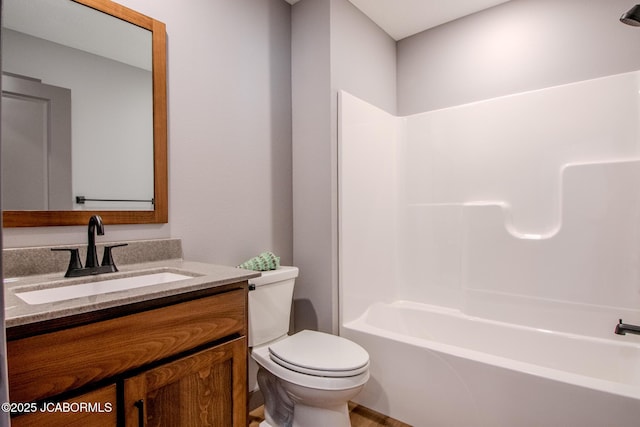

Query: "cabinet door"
<box><xmin>11</xmin><ymin>384</ymin><xmax>117</xmax><ymax>427</ymax></box>
<box><xmin>124</xmin><ymin>336</ymin><xmax>247</xmax><ymax>427</ymax></box>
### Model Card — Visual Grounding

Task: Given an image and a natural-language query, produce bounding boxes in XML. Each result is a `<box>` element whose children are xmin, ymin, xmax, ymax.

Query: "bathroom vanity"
<box><xmin>4</xmin><ymin>242</ymin><xmax>258</xmax><ymax>427</ymax></box>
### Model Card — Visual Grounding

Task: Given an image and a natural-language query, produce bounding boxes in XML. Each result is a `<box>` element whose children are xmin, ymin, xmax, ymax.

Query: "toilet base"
<box><xmin>291</xmin><ymin>402</ymin><xmax>351</xmax><ymax>427</ymax></box>
<box><xmin>260</xmin><ymin>401</ymin><xmax>352</xmax><ymax>427</ymax></box>
<box><xmin>256</xmin><ymin>365</ymin><xmax>366</xmax><ymax>427</ymax></box>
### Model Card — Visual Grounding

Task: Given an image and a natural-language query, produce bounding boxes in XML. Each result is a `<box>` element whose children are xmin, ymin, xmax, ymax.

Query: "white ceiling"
<box><xmin>286</xmin><ymin>0</ymin><xmax>512</xmax><ymax>40</ymax></box>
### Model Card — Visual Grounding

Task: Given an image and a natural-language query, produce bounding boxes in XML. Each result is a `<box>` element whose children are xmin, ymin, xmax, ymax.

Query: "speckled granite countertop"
<box><xmin>4</xmin><ymin>259</ymin><xmax>259</xmax><ymax>329</ymax></box>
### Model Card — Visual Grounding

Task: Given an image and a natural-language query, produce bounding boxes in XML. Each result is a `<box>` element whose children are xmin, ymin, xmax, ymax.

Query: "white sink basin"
<box><xmin>15</xmin><ymin>272</ymin><xmax>194</xmax><ymax>305</ymax></box>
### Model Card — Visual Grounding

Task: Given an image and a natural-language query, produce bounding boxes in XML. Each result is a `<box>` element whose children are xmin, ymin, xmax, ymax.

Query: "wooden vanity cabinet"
<box><xmin>7</xmin><ymin>284</ymin><xmax>248</xmax><ymax>427</ymax></box>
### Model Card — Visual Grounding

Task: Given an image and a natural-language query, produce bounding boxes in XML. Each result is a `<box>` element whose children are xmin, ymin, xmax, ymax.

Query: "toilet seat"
<box><xmin>268</xmin><ymin>330</ymin><xmax>369</xmax><ymax>377</ymax></box>
<box><xmin>251</xmin><ymin>330</ymin><xmax>370</xmax><ymax>391</ymax></box>
<box><xmin>252</xmin><ymin>345</ymin><xmax>369</xmax><ymax>391</ymax></box>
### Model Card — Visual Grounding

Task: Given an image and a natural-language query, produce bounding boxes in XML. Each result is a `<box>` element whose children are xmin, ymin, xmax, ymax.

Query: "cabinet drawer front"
<box><xmin>11</xmin><ymin>384</ymin><xmax>117</xmax><ymax>427</ymax></box>
<box><xmin>8</xmin><ymin>289</ymin><xmax>246</xmax><ymax>402</ymax></box>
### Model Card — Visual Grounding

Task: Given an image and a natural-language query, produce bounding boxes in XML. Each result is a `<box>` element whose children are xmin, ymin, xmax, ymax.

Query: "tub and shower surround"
<box><xmin>338</xmin><ymin>70</ymin><xmax>640</xmax><ymax>426</ymax></box>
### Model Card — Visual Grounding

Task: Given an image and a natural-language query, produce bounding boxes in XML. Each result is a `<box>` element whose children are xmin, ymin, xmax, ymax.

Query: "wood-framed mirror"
<box><xmin>2</xmin><ymin>0</ymin><xmax>167</xmax><ymax>227</ymax></box>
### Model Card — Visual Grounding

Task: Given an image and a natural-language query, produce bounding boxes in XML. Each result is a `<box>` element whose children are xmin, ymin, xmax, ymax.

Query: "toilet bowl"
<box><xmin>248</xmin><ymin>267</ymin><xmax>370</xmax><ymax>427</ymax></box>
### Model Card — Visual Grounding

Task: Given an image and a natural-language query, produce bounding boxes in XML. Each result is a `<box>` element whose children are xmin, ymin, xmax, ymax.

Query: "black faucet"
<box><xmin>614</xmin><ymin>319</ymin><xmax>640</xmax><ymax>336</ymax></box>
<box><xmin>85</xmin><ymin>215</ymin><xmax>105</xmax><ymax>268</ymax></box>
<box><xmin>51</xmin><ymin>215</ymin><xmax>128</xmax><ymax>277</ymax></box>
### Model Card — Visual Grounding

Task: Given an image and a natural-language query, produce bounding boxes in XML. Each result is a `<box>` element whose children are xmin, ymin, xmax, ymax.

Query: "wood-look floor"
<box><xmin>249</xmin><ymin>402</ymin><xmax>412</xmax><ymax>427</ymax></box>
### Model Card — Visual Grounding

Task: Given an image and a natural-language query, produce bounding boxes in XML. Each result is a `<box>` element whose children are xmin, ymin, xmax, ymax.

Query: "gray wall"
<box><xmin>330</xmin><ymin>0</ymin><xmax>396</xmax><ymax>114</ymax></box>
<box><xmin>398</xmin><ymin>0</ymin><xmax>640</xmax><ymax>115</ymax></box>
<box><xmin>292</xmin><ymin>0</ymin><xmax>395</xmax><ymax>333</ymax></box>
<box><xmin>3</xmin><ymin>0</ymin><xmax>293</xmax><ymax>268</ymax></box>
<box><xmin>291</xmin><ymin>0</ymin><xmax>332</xmax><ymax>332</ymax></box>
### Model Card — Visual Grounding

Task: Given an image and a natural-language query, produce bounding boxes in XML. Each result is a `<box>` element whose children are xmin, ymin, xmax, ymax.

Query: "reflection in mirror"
<box><xmin>1</xmin><ymin>0</ymin><xmax>167</xmax><ymax>226</ymax></box>
<box><xmin>2</xmin><ymin>73</ymin><xmax>72</xmax><ymax>210</ymax></box>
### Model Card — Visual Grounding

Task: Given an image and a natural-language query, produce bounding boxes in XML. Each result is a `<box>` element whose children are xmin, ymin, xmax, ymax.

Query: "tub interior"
<box><xmin>355</xmin><ymin>301</ymin><xmax>640</xmax><ymax>388</ymax></box>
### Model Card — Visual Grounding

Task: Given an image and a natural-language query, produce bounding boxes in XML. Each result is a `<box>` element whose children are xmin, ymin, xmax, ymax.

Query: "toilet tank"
<box><xmin>248</xmin><ymin>266</ymin><xmax>299</xmax><ymax>347</ymax></box>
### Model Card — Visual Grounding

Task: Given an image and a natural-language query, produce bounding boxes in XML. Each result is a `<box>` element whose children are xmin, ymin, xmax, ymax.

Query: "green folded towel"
<box><xmin>237</xmin><ymin>251</ymin><xmax>280</xmax><ymax>271</ymax></box>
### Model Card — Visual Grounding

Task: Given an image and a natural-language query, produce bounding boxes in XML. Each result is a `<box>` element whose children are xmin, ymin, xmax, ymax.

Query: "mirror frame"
<box><xmin>2</xmin><ymin>0</ymin><xmax>167</xmax><ymax>227</ymax></box>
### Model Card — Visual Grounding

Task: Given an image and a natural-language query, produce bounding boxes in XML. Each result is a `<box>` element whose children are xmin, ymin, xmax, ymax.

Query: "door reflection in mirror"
<box><xmin>1</xmin><ymin>74</ymin><xmax>72</xmax><ymax>210</ymax></box>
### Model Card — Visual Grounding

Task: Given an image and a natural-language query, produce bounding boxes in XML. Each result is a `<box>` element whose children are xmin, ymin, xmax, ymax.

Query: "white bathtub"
<box><xmin>342</xmin><ymin>301</ymin><xmax>640</xmax><ymax>427</ymax></box>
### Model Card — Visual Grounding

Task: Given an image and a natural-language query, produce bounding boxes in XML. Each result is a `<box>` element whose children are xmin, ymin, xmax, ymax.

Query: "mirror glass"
<box><xmin>1</xmin><ymin>0</ymin><xmax>167</xmax><ymax>226</ymax></box>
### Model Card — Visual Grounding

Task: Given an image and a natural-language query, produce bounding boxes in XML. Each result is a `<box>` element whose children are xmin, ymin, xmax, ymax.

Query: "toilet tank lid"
<box><xmin>248</xmin><ymin>266</ymin><xmax>299</xmax><ymax>287</ymax></box>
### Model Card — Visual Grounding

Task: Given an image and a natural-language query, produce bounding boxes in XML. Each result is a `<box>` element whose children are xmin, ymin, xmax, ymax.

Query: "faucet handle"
<box><xmin>101</xmin><ymin>243</ymin><xmax>128</xmax><ymax>271</ymax></box>
<box><xmin>51</xmin><ymin>248</ymin><xmax>83</xmax><ymax>277</ymax></box>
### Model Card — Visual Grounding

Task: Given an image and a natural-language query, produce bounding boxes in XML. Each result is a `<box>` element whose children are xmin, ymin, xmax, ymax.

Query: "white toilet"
<box><xmin>248</xmin><ymin>266</ymin><xmax>370</xmax><ymax>427</ymax></box>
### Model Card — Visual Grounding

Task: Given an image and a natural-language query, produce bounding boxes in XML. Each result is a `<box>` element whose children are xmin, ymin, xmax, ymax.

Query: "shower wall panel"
<box><xmin>339</xmin><ymin>70</ymin><xmax>640</xmax><ymax>327</ymax></box>
<box><xmin>338</xmin><ymin>92</ymin><xmax>400</xmax><ymax>323</ymax></box>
